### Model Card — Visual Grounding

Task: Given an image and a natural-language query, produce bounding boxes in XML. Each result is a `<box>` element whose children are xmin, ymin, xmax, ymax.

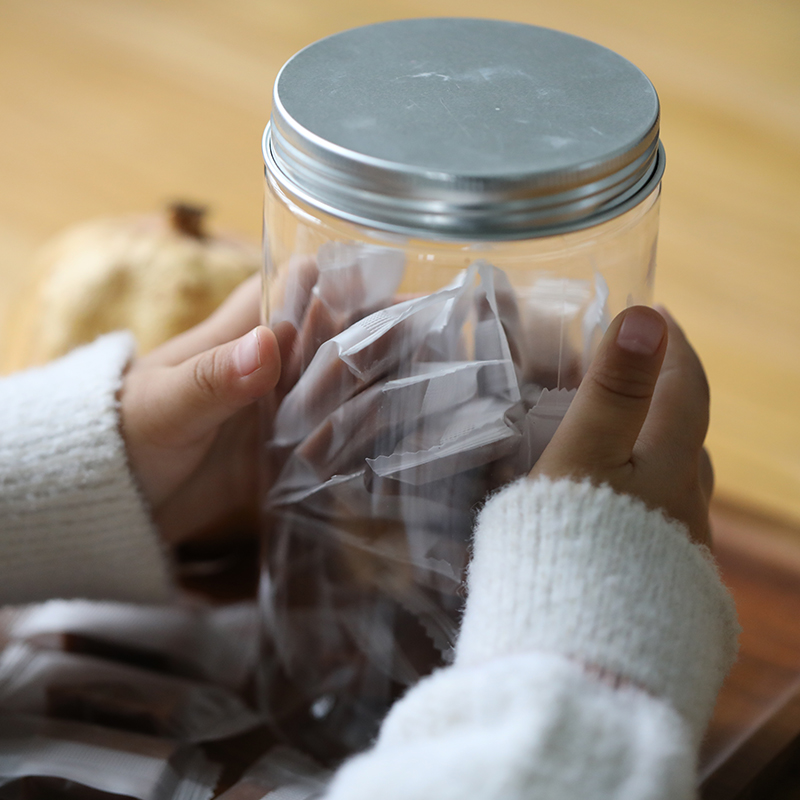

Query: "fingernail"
<box><xmin>616</xmin><ymin>308</ymin><xmax>665</xmax><ymax>356</ymax></box>
<box><xmin>234</xmin><ymin>329</ymin><xmax>262</xmax><ymax>376</ymax></box>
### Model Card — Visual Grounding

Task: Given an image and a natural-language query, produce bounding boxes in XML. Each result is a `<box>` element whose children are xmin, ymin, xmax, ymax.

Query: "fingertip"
<box><xmin>233</xmin><ymin>329</ymin><xmax>262</xmax><ymax>377</ymax></box>
<box><xmin>234</xmin><ymin>325</ymin><xmax>281</xmax><ymax>388</ymax></box>
<box><xmin>541</xmin><ymin>306</ymin><xmax>669</xmax><ymax>472</ymax></box>
<box><xmin>615</xmin><ymin>306</ymin><xmax>667</xmax><ymax>357</ymax></box>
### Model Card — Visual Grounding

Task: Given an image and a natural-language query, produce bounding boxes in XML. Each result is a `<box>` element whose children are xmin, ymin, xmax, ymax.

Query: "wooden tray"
<box><xmin>700</xmin><ymin>501</ymin><xmax>800</xmax><ymax>799</ymax></box>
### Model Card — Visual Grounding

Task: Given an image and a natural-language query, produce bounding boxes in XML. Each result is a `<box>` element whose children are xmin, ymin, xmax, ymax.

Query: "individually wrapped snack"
<box><xmin>216</xmin><ymin>747</ymin><xmax>330</xmax><ymax>800</ymax></box>
<box><xmin>272</xmin><ymin>264</ymin><xmax>476</xmax><ymax>447</ymax></box>
<box><xmin>268</xmin><ymin>255</ymin><xmax>319</xmax><ymax>331</ymax></box>
<box><xmin>581</xmin><ymin>270</ymin><xmax>612</xmax><ymax>371</ymax></box>
<box><xmin>0</xmin><ymin>713</ymin><xmax>219</xmax><ymax>800</ymax></box>
<box><xmin>269</xmin><ymin>382</ymin><xmax>418</xmax><ymax>499</ymax></box>
<box><xmin>282</xmin><ymin>245</ymin><xmax>406</xmax><ymax>390</ymax></box>
<box><xmin>314</xmin><ymin>243</ymin><xmax>405</xmax><ymax>320</ymax></box>
<box><xmin>5</xmin><ymin>599</ymin><xmax>258</xmax><ymax>692</ymax></box>
<box><xmin>270</xmin><ymin>359</ymin><xmax>515</xmax><ymax>499</ymax></box>
<box><xmin>0</xmin><ymin>641</ymin><xmax>261</xmax><ymax>742</ymax></box>
<box><xmin>517</xmin><ymin>276</ymin><xmax>590</xmax><ymax>389</ymax></box>
<box><xmin>518</xmin><ymin>387</ymin><xmax>578</xmax><ymax>468</ymax></box>
<box><xmin>489</xmin><ymin>387</ymin><xmax>578</xmax><ymax>484</ymax></box>
<box><xmin>366</xmin><ymin>396</ymin><xmax>522</xmax><ymax>485</ymax></box>
<box><xmin>473</xmin><ymin>260</ymin><xmax>524</xmax><ymax>396</ymax></box>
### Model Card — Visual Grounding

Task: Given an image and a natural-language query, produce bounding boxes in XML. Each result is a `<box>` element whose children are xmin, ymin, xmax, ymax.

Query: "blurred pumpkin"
<box><xmin>27</xmin><ymin>203</ymin><xmax>260</xmax><ymax>363</ymax></box>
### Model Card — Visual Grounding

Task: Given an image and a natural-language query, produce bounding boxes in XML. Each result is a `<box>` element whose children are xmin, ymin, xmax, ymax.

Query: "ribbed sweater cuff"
<box><xmin>455</xmin><ymin>477</ymin><xmax>739</xmax><ymax>739</ymax></box>
<box><xmin>0</xmin><ymin>333</ymin><xmax>173</xmax><ymax>605</ymax></box>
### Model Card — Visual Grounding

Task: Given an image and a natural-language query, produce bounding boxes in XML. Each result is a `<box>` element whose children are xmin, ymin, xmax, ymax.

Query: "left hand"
<box><xmin>120</xmin><ymin>275</ymin><xmax>281</xmax><ymax>546</ymax></box>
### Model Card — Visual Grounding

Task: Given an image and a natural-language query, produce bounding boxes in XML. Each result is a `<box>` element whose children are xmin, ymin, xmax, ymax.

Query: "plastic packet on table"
<box><xmin>216</xmin><ymin>746</ymin><xmax>330</xmax><ymax>800</ymax></box>
<box><xmin>0</xmin><ymin>713</ymin><xmax>219</xmax><ymax>800</ymax></box>
<box><xmin>4</xmin><ymin>600</ymin><xmax>258</xmax><ymax>692</ymax></box>
<box><xmin>0</xmin><ymin>641</ymin><xmax>261</xmax><ymax>742</ymax></box>
<box><xmin>271</xmin><ymin>263</ymin><xmax>477</xmax><ymax>448</ymax></box>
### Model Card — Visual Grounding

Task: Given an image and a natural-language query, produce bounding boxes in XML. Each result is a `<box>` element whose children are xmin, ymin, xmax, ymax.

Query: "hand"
<box><xmin>530</xmin><ymin>305</ymin><xmax>713</xmax><ymax>547</ymax></box>
<box><xmin>120</xmin><ymin>275</ymin><xmax>281</xmax><ymax>546</ymax></box>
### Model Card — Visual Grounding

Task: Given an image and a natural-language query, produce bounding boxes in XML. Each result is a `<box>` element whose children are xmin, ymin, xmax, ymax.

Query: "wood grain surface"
<box><xmin>702</xmin><ymin>502</ymin><xmax>800</xmax><ymax>798</ymax></box>
<box><xmin>1</xmin><ymin>0</ymin><xmax>797</xmax><ymax>526</ymax></box>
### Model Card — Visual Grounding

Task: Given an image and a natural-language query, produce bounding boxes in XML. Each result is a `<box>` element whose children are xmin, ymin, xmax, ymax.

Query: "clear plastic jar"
<box><xmin>258</xmin><ymin>18</ymin><xmax>664</xmax><ymax>761</ymax></box>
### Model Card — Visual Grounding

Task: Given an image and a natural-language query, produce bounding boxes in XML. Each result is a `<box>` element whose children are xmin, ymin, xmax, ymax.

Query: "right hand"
<box><xmin>530</xmin><ymin>305</ymin><xmax>713</xmax><ymax>547</ymax></box>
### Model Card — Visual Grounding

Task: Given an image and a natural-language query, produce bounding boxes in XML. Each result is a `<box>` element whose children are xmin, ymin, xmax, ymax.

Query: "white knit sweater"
<box><xmin>0</xmin><ymin>335</ymin><xmax>739</xmax><ymax>798</ymax></box>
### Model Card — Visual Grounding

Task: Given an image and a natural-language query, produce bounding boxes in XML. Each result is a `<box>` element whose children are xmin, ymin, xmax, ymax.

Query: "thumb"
<box><xmin>152</xmin><ymin>325</ymin><xmax>281</xmax><ymax>446</ymax></box>
<box><xmin>537</xmin><ymin>306</ymin><xmax>668</xmax><ymax>475</ymax></box>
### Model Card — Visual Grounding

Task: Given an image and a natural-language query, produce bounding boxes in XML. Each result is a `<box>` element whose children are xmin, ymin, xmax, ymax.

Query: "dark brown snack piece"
<box><xmin>46</xmin><ymin>680</ymin><xmax>182</xmax><ymax>737</ymax></box>
<box><xmin>29</xmin><ymin>632</ymin><xmax>184</xmax><ymax>676</ymax></box>
<box><xmin>0</xmin><ymin>642</ymin><xmax>260</xmax><ymax>743</ymax></box>
<box><xmin>516</xmin><ymin>275</ymin><xmax>594</xmax><ymax>390</ymax></box>
<box><xmin>1</xmin><ymin>775</ymin><xmax>140</xmax><ymax>800</ymax></box>
<box><xmin>313</xmin><ymin>242</ymin><xmax>405</xmax><ymax>318</ymax></box>
<box><xmin>267</xmin><ymin>254</ymin><xmax>319</xmax><ymax>331</ymax></box>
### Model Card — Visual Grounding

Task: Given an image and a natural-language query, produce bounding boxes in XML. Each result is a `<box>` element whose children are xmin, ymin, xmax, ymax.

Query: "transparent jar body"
<box><xmin>259</xmin><ymin>172</ymin><xmax>660</xmax><ymax>762</ymax></box>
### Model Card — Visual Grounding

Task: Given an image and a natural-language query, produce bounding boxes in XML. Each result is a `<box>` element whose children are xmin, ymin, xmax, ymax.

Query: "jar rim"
<box><xmin>264</xmin><ymin>18</ymin><xmax>665</xmax><ymax>240</ymax></box>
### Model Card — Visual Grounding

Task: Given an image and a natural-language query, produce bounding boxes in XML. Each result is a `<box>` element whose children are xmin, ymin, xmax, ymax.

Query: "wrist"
<box><xmin>455</xmin><ymin>476</ymin><xmax>739</xmax><ymax>740</ymax></box>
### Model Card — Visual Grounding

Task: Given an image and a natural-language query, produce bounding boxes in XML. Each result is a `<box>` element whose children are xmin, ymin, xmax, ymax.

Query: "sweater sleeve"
<box><xmin>0</xmin><ymin>333</ymin><xmax>173</xmax><ymax>605</ymax></box>
<box><xmin>322</xmin><ymin>477</ymin><xmax>739</xmax><ymax>800</ymax></box>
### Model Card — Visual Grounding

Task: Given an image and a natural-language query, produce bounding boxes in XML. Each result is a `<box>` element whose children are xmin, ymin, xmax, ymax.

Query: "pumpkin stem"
<box><xmin>169</xmin><ymin>202</ymin><xmax>207</xmax><ymax>239</ymax></box>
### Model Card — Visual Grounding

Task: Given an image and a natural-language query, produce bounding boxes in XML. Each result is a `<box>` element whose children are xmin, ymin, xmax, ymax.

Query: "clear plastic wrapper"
<box><xmin>259</xmin><ymin>252</ymin><xmax>609</xmax><ymax>761</ymax></box>
<box><xmin>0</xmin><ymin>713</ymin><xmax>219</xmax><ymax>800</ymax></box>
<box><xmin>271</xmin><ymin>264</ymin><xmax>477</xmax><ymax>448</ymax></box>
<box><xmin>0</xmin><ymin>641</ymin><xmax>261</xmax><ymax>742</ymax></box>
<box><xmin>280</xmin><ymin>245</ymin><xmax>406</xmax><ymax>387</ymax></box>
<box><xmin>4</xmin><ymin>600</ymin><xmax>259</xmax><ymax>692</ymax></box>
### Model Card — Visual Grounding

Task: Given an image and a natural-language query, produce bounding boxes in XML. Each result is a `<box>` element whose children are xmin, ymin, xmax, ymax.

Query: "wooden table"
<box><xmin>1</xmin><ymin>0</ymin><xmax>798</xmax><ymax>793</ymax></box>
<box><xmin>701</xmin><ymin>503</ymin><xmax>800</xmax><ymax>799</ymax></box>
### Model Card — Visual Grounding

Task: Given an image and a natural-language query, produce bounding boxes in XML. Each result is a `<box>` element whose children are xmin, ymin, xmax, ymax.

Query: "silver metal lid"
<box><xmin>264</xmin><ymin>18</ymin><xmax>664</xmax><ymax>240</ymax></box>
